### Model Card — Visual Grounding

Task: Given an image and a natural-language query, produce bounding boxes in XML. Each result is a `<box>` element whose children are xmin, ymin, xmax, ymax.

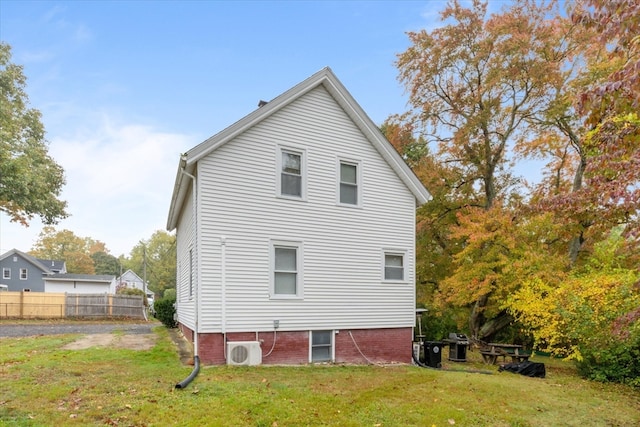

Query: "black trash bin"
<box><xmin>424</xmin><ymin>341</ymin><xmax>443</xmax><ymax>368</ymax></box>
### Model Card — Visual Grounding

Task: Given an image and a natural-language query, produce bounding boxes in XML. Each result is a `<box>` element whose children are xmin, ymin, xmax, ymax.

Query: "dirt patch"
<box><xmin>168</xmin><ymin>328</ymin><xmax>195</xmax><ymax>365</ymax></box>
<box><xmin>62</xmin><ymin>333</ymin><xmax>156</xmax><ymax>351</ymax></box>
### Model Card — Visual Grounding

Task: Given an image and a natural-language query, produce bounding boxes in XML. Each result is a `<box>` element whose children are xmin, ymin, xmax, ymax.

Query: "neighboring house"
<box><xmin>166</xmin><ymin>67</ymin><xmax>430</xmax><ymax>366</ymax></box>
<box><xmin>37</xmin><ymin>258</ymin><xmax>66</xmax><ymax>274</ymax></box>
<box><xmin>0</xmin><ymin>248</ymin><xmax>116</xmax><ymax>295</ymax></box>
<box><xmin>116</xmin><ymin>269</ymin><xmax>154</xmax><ymax>304</ymax></box>
<box><xmin>0</xmin><ymin>249</ymin><xmax>66</xmax><ymax>292</ymax></box>
<box><xmin>44</xmin><ymin>274</ymin><xmax>116</xmax><ymax>294</ymax></box>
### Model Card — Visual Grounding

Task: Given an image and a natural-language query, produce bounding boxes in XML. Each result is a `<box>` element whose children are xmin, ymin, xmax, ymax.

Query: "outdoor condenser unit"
<box><xmin>227</xmin><ymin>341</ymin><xmax>262</xmax><ymax>366</ymax></box>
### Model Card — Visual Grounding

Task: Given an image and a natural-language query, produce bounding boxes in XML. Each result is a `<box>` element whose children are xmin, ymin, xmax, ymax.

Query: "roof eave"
<box><xmin>319</xmin><ymin>70</ymin><xmax>432</xmax><ymax>205</ymax></box>
<box><xmin>165</xmin><ymin>66</ymin><xmax>431</xmax><ymax>227</ymax></box>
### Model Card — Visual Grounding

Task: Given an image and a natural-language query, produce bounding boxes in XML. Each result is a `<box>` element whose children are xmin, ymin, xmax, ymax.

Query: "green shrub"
<box><xmin>163</xmin><ymin>288</ymin><xmax>176</xmax><ymax>300</ymax></box>
<box><xmin>417</xmin><ymin>305</ymin><xmax>462</xmax><ymax>341</ymax></box>
<box><xmin>576</xmin><ymin>330</ymin><xmax>640</xmax><ymax>388</ymax></box>
<box><xmin>154</xmin><ymin>296</ymin><xmax>177</xmax><ymax>328</ymax></box>
<box><xmin>117</xmin><ymin>287</ymin><xmax>147</xmax><ymax>305</ymax></box>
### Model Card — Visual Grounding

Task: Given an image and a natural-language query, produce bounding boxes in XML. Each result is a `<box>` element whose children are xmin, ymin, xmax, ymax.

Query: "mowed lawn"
<box><xmin>1</xmin><ymin>325</ymin><xmax>639</xmax><ymax>427</ymax></box>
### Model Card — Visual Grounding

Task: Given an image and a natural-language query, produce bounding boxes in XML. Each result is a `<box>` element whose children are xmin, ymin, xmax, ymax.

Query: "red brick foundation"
<box><xmin>177</xmin><ymin>323</ymin><xmax>412</xmax><ymax>365</ymax></box>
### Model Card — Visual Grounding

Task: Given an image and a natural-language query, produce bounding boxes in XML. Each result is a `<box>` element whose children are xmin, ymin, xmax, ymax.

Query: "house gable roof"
<box><xmin>36</xmin><ymin>258</ymin><xmax>66</xmax><ymax>273</ymax></box>
<box><xmin>116</xmin><ymin>269</ymin><xmax>145</xmax><ymax>283</ymax></box>
<box><xmin>0</xmin><ymin>248</ymin><xmax>55</xmax><ymax>274</ymax></box>
<box><xmin>167</xmin><ymin>67</ymin><xmax>431</xmax><ymax>230</ymax></box>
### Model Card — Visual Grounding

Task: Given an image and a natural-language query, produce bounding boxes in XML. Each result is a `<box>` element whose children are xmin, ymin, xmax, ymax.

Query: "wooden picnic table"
<box><xmin>481</xmin><ymin>343</ymin><xmax>530</xmax><ymax>364</ymax></box>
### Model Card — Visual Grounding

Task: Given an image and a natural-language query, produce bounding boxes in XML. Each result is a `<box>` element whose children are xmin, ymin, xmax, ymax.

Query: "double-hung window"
<box><xmin>19</xmin><ymin>268</ymin><xmax>28</xmax><ymax>280</ymax></box>
<box><xmin>338</xmin><ymin>159</ymin><xmax>361</xmax><ymax>206</ymax></box>
<box><xmin>278</xmin><ymin>147</ymin><xmax>305</xmax><ymax>199</ymax></box>
<box><xmin>383</xmin><ymin>251</ymin><xmax>406</xmax><ymax>282</ymax></box>
<box><xmin>271</xmin><ymin>240</ymin><xmax>303</xmax><ymax>298</ymax></box>
<box><xmin>2</xmin><ymin>268</ymin><xmax>9</xmax><ymax>280</ymax></box>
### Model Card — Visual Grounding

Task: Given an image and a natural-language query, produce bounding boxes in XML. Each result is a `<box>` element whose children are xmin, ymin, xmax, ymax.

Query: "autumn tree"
<box><xmin>574</xmin><ymin>0</ymin><xmax>640</xmax><ymax>117</ymax></box>
<box><xmin>394</xmin><ymin>0</ymin><xmax>571</xmax><ymax>340</ymax></box>
<box><xmin>122</xmin><ymin>230</ymin><xmax>176</xmax><ymax>298</ymax></box>
<box><xmin>0</xmin><ymin>42</ymin><xmax>67</xmax><ymax>225</ymax></box>
<box><xmin>518</xmin><ymin>0</ymin><xmax>640</xmax><ymax>265</ymax></box>
<box><xmin>506</xmin><ymin>230</ymin><xmax>640</xmax><ymax>385</ymax></box>
<box><xmin>505</xmin><ymin>0</ymin><xmax>640</xmax><ymax>384</ymax></box>
<box><xmin>29</xmin><ymin>227</ymin><xmax>109</xmax><ymax>274</ymax></box>
<box><xmin>91</xmin><ymin>251</ymin><xmax>121</xmax><ymax>276</ymax></box>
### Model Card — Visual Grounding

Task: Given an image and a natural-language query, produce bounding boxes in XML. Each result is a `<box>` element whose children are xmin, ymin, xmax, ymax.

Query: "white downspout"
<box><xmin>181</xmin><ymin>165</ymin><xmax>199</xmax><ymax>359</ymax></box>
<box><xmin>175</xmin><ymin>161</ymin><xmax>202</xmax><ymax>389</ymax></box>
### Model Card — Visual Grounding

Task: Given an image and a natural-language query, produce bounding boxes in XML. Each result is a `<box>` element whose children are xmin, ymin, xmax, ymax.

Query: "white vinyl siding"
<box><xmin>193</xmin><ymin>85</ymin><xmax>416</xmax><ymax>333</ymax></box>
<box><xmin>44</xmin><ymin>280</ymin><xmax>112</xmax><ymax>293</ymax></box>
<box><xmin>175</xmin><ymin>185</ymin><xmax>198</xmax><ymax>330</ymax></box>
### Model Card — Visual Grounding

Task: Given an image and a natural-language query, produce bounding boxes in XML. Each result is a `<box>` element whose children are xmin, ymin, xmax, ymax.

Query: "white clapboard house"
<box><xmin>166</xmin><ymin>67</ymin><xmax>430</xmax><ymax>365</ymax></box>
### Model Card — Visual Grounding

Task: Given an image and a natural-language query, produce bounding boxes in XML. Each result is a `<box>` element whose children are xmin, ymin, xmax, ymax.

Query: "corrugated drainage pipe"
<box><xmin>175</xmin><ymin>355</ymin><xmax>200</xmax><ymax>389</ymax></box>
<box><xmin>411</xmin><ymin>344</ymin><xmax>436</xmax><ymax>370</ymax></box>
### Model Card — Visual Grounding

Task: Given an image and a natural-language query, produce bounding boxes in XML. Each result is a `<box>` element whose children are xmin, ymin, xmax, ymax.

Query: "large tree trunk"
<box><xmin>568</xmin><ymin>156</ymin><xmax>588</xmax><ymax>265</ymax></box>
<box><xmin>469</xmin><ymin>294</ymin><xmax>489</xmax><ymax>340</ymax></box>
<box><xmin>470</xmin><ymin>295</ymin><xmax>513</xmax><ymax>343</ymax></box>
<box><xmin>478</xmin><ymin>312</ymin><xmax>514</xmax><ymax>341</ymax></box>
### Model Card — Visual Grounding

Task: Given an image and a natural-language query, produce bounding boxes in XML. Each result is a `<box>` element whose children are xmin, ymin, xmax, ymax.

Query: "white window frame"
<box><xmin>269</xmin><ymin>239</ymin><xmax>303</xmax><ymax>299</ymax></box>
<box><xmin>2</xmin><ymin>268</ymin><xmax>10</xmax><ymax>280</ymax></box>
<box><xmin>382</xmin><ymin>249</ymin><xmax>408</xmax><ymax>283</ymax></box>
<box><xmin>19</xmin><ymin>268</ymin><xmax>28</xmax><ymax>280</ymax></box>
<box><xmin>336</xmin><ymin>158</ymin><xmax>362</xmax><ymax>207</ymax></box>
<box><xmin>276</xmin><ymin>145</ymin><xmax>307</xmax><ymax>201</ymax></box>
<box><xmin>310</xmin><ymin>330</ymin><xmax>334</xmax><ymax>363</ymax></box>
<box><xmin>189</xmin><ymin>249</ymin><xmax>194</xmax><ymax>299</ymax></box>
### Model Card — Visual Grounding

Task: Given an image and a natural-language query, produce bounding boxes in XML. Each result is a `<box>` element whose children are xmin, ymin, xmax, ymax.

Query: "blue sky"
<box><xmin>1</xmin><ymin>0</ymin><xmax>507</xmax><ymax>257</ymax></box>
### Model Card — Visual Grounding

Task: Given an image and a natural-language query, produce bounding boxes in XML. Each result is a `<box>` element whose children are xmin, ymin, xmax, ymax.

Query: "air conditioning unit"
<box><xmin>227</xmin><ymin>341</ymin><xmax>262</xmax><ymax>366</ymax></box>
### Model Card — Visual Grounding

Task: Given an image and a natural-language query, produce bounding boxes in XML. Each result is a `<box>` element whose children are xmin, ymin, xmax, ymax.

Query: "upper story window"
<box><xmin>2</xmin><ymin>268</ymin><xmax>10</xmax><ymax>279</ymax></box>
<box><xmin>383</xmin><ymin>251</ymin><xmax>406</xmax><ymax>282</ymax></box>
<box><xmin>338</xmin><ymin>159</ymin><xmax>361</xmax><ymax>206</ymax></box>
<box><xmin>19</xmin><ymin>268</ymin><xmax>28</xmax><ymax>280</ymax></box>
<box><xmin>270</xmin><ymin>240</ymin><xmax>303</xmax><ymax>299</ymax></box>
<box><xmin>277</xmin><ymin>146</ymin><xmax>306</xmax><ymax>200</ymax></box>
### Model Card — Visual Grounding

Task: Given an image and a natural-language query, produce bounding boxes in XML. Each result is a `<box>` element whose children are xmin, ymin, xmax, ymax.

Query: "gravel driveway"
<box><xmin>0</xmin><ymin>322</ymin><xmax>156</xmax><ymax>338</ymax></box>
<box><xmin>0</xmin><ymin>321</ymin><xmax>192</xmax><ymax>362</ymax></box>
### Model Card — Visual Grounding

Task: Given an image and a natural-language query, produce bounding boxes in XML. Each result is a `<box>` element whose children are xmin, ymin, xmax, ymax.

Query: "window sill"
<box><xmin>270</xmin><ymin>295</ymin><xmax>304</xmax><ymax>300</ymax></box>
<box><xmin>277</xmin><ymin>194</ymin><xmax>307</xmax><ymax>202</ymax></box>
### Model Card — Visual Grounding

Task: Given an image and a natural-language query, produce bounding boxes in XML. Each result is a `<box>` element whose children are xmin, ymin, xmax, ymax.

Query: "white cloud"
<box><xmin>0</xmin><ymin>116</ymin><xmax>194</xmax><ymax>257</ymax></box>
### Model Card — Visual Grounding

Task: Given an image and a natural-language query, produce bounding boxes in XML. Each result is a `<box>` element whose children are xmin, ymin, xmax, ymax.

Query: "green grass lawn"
<box><xmin>1</xmin><ymin>326</ymin><xmax>638</xmax><ymax>426</ymax></box>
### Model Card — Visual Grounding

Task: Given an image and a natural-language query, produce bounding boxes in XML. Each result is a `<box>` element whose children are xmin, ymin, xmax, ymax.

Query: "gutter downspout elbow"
<box><xmin>175</xmin><ymin>355</ymin><xmax>200</xmax><ymax>389</ymax></box>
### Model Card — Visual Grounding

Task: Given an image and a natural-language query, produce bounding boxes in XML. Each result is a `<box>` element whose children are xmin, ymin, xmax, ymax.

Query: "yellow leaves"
<box><xmin>505</xmin><ymin>248</ymin><xmax>640</xmax><ymax>359</ymax></box>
